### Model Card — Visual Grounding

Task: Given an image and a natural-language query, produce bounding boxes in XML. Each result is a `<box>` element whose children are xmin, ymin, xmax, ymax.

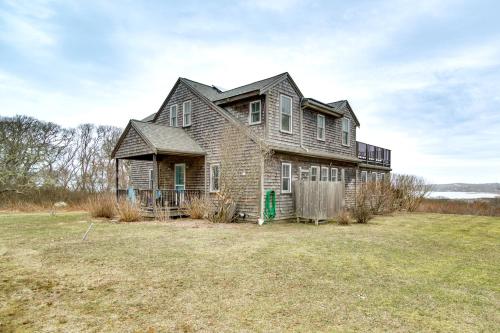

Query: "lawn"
<box><xmin>1</xmin><ymin>213</ymin><xmax>499</xmax><ymax>332</ymax></box>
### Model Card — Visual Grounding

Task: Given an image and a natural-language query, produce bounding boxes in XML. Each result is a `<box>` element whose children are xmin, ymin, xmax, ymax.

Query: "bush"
<box><xmin>336</xmin><ymin>210</ymin><xmax>351</xmax><ymax>225</ymax></box>
<box><xmin>87</xmin><ymin>193</ymin><xmax>116</xmax><ymax>218</ymax></box>
<box><xmin>184</xmin><ymin>196</ymin><xmax>210</xmax><ymax>219</ymax></box>
<box><xmin>352</xmin><ymin>184</ymin><xmax>373</xmax><ymax>223</ymax></box>
<box><xmin>391</xmin><ymin>174</ymin><xmax>431</xmax><ymax>212</ymax></box>
<box><xmin>416</xmin><ymin>198</ymin><xmax>500</xmax><ymax>216</ymax></box>
<box><xmin>117</xmin><ymin>199</ymin><xmax>141</xmax><ymax>222</ymax></box>
<box><xmin>207</xmin><ymin>192</ymin><xmax>237</xmax><ymax>223</ymax></box>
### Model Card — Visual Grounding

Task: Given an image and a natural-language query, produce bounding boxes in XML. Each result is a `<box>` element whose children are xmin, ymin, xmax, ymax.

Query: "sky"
<box><xmin>1</xmin><ymin>0</ymin><xmax>499</xmax><ymax>184</ymax></box>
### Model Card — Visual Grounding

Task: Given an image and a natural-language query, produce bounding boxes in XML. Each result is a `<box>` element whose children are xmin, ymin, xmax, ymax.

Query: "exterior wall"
<box><xmin>265</xmin><ymin>78</ymin><xmax>302</xmax><ymax>146</ymax></box>
<box><xmin>264</xmin><ymin>152</ymin><xmax>358</xmax><ymax>220</ymax></box>
<box><xmin>158</xmin><ymin>155</ymin><xmax>205</xmax><ymax>191</ymax></box>
<box><xmin>302</xmin><ymin>108</ymin><xmax>357</xmax><ymax>156</ymax></box>
<box><xmin>223</xmin><ymin>96</ymin><xmax>266</xmax><ymax>137</ymax></box>
<box><xmin>359</xmin><ymin>168</ymin><xmax>389</xmax><ymax>183</ymax></box>
<box><xmin>114</xmin><ymin>127</ymin><xmax>151</xmax><ymax>159</ymax></box>
<box><xmin>129</xmin><ymin>160</ymin><xmax>153</xmax><ymax>189</ymax></box>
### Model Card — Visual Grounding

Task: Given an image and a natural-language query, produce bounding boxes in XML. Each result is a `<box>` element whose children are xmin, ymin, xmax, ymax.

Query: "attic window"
<box><xmin>183</xmin><ymin>100</ymin><xmax>192</xmax><ymax>127</ymax></box>
<box><xmin>342</xmin><ymin>118</ymin><xmax>350</xmax><ymax>146</ymax></box>
<box><xmin>317</xmin><ymin>114</ymin><xmax>325</xmax><ymax>141</ymax></box>
<box><xmin>170</xmin><ymin>105</ymin><xmax>178</xmax><ymax>127</ymax></box>
<box><xmin>249</xmin><ymin>100</ymin><xmax>261</xmax><ymax>125</ymax></box>
<box><xmin>280</xmin><ymin>94</ymin><xmax>292</xmax><ymax>133</ymax></box>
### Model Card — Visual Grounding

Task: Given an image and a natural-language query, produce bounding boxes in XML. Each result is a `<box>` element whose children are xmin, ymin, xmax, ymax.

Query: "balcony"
<box><xmin>356</xmin><ymin>141</ymin><xmax>391</xmax><ymax>167</ymax></box>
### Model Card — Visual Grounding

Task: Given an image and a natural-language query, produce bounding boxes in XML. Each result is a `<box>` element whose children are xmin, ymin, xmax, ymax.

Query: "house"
<box><xmin>111</xmin><ymin>72</ymin><xmax>391</xmax><ymax>221</ymax></box>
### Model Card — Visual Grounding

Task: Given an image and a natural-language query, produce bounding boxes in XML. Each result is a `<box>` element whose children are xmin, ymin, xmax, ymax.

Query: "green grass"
<box><xmin>0</xmin><ymin>212</ymin><xmax>499</xmax><ymax>332</ymax></box>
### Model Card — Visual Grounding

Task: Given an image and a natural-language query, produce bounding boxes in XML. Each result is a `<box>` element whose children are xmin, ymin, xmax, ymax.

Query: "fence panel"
<box><xmin>294</xmin><ymin>180</ymin><xmax>345</xmax><ymax>222</ymax></box>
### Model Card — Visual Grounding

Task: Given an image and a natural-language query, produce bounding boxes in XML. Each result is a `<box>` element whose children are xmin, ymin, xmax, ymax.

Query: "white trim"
<box><xmin>299</xmin><ymin>167</ymin><xmax>309</xmax><ymax>180</ymax></box>
<box><xmin>361</xmin><ymin>170</ymin><xmax>368</xmax><ymax>183</ymax></box>
<box><xmin>249</xmin><ymin>100</ymin><xmax>261</xmax><ymax>125</ymax></box>
<box><xmin>371</xmin><ymin>171</ymin><xmax>377</xmax><ymax>183</ymax></box>
<box><xmin>279</xmin><ymin>94</ymin><xmax>293</xmax><ymax>134</ymax></box>
<box><xmin>182</xmin><ymin>100</ymin><xmax>192</xmax><ymax>127</ymax></box>
<box><xmin>169</xmin><ymin>104</ymin><xmax>178</xmax><ymax>127</ymax></box>
<box><xmin>320</xmin><ymin>166</ymin><xmax>329</xmax><ymax>181</ymax></box>
<box><xmin>317</xmin><ymin>114</ymin><xmax>325</xmax><ymax>141</ymax></box>
<box><xmin>342</xmin><ymin>117</ymin><xmax>350</xmax><ymax>146</ymax></box>
<box><xmin>174</xmin><ymin>163</ymin><xmax>186</xmax><ymax>190</ymax></box>
<box><xmin>379</xmin><ymin>172</ymin><xmax>385</xmax><ymax>182</ymax></box>
<box><xmin>310</xmin><ymin>165</ymin><xmax>319</xmax><ymax>182</ymax></box>
<box><xmin>331</xmin><ymin>168</ymin><xmax>338</xmax><ymax>182</ymax></box>
<box><xmin>148</xmin><ymin>169</ymin><xmax>153</xmax><ymax>189</ymax></box>
<box><xmin>281</xmin><ymin>162</ymin><xmax>292</xmax><ymax>193</ymax></box>
<box><xmin>341</xmin><ymin>168</ymin><xmax>345</xmax><ymax>182</ymax></box>
<box><xmin>209</xmin><ymin>163</ymin><xmax>220</xmax><ymax>193</ymax></box>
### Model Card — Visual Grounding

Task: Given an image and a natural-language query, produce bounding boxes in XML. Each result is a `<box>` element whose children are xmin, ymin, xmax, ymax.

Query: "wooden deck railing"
<box><xmin>356</xmin><ymin>141</ymin><xmax>391</xmax><ymax>167</ymax></box>
<box><xmin>117</xmin><ymin>189</ymin><xmax>203</xmax><ymax>208</ymax></box>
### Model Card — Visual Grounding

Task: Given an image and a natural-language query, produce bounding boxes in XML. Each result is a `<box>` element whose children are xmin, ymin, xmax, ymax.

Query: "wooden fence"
<box><xmin>294</xmin><ymin>180</ymin><xmax>345</xmax><ymax>224</ymax></box>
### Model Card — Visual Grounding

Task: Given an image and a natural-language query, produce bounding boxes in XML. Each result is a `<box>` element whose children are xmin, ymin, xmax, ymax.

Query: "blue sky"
<box><xmin>1</xmin><ymin>0</ymin><xmax>499</xmax><ymax>183</ymax></box>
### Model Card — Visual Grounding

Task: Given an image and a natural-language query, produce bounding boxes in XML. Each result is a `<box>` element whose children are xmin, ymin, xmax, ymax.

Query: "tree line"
<box><xmin>0</xmin><ymin>115</ymin><xmax>126</xmax><ymax>202</ymax></box>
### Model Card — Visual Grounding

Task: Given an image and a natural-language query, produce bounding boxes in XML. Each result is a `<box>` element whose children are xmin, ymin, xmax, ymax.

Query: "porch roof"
<box><xmin>269</xmin><ymin>142</ymin><xmax>361</xmax><ymax>164</ymax></box>
<box><xmin>112</xmin><ymin>120</ymin><xmax>205</xmax><ymax>159</ymax></box>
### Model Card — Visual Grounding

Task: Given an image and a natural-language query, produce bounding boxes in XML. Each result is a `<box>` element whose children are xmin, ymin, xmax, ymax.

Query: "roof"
<box><xmin>328</xmin><ymin>100</ymin><xmax>360</xmax><ymax>127</ymax></box>
<box><xmin>112</xmin><ymin>120</ymin><xmax>205</xmax><ymax>158</ymax></box>
<box><xmin>268</xmin><ymin>142</ymin><xmax>361</xmax><ymax>164</ymax></box>
<box><xmin>141</xmin><ymin>112</ymin><xmax>156</xmax><ymax>122</ymax></box>
<box><xmin>302</xmin><ymin>98</ymin><xmax>343</xmax><ymax>118</ymax></box>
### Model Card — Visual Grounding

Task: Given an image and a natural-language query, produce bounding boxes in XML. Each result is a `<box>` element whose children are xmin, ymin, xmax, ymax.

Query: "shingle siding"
<box><xmin>114</xmin><ymin>127</ymin><xmax>152</xmax><ymax>159</ymax></box>
<box><xmin>223</xmin><ymin>96</ymin><xmax>266</xmax><ymax>137</ymax></box>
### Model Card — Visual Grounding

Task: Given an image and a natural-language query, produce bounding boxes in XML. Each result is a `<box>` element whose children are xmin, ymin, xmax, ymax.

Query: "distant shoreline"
<box><xmin>428</xmin><ymin>191</ymin><xmax>499</xmax><ymax>200</ymax></box>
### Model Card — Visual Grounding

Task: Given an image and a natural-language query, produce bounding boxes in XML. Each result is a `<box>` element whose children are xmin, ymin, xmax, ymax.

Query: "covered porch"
<box><xmin>111</xmin><ymin>120</ymin><xmax>207</xmax><ymax>217</ymax></box>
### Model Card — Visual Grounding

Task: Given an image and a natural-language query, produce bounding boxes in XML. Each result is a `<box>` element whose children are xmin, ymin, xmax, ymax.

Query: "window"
<box><xmin>379</xmin><ymin>173</ymin><xmax>385</xmax><ymax>182</ymax></box>
<box><xmin>281</xmin><ymin>163</ymin><xmax>292</xmax><ymax>193</ymax></box>
<box><xmin>361</xmin><ymin>171</ymin><xmax>368</xmax><ymax>183</ymax></box>
<box><xmin>183</xmin><ymin>100</ymin><xmax>192</xmax><ymax>127</ymax></box>
<box><xmin>341</xmin><ymin>168</ymin><xmax>345</xmax><ymax>182</ymax></box>
<box><xmin>331</xmin><ymin>168</ymin><xmax>338</xmax><ymax>182</ymax></box>
<box><xmin>310</xmin><ymin>166</ymin><xmax>319</xmax><ymax>181</ymax></box>
<box><xmin>210</xmin><ymin>164</ymin><xmax>220</xmax><ymax>192</ymax></box>
<box><xmin>299</xmin><ymin>168</ymin><xmax>309</xmax><ymax>180</ymax></box>
<box><xmin>249</xmin><ymin>100</ymin><xmax>261</xmax><ymax>125</ymax></box>
<box><xmin>342</xmin><ymin>118</ymin><xmax>350</xmax><ymax>146</ymax></box>
<box><xmin>170</xmin><ymin>104</ymin><xmax>178</xmax><ymax>127</ymax></box>
<box><xmin>321</xmin><ymin>166</ymin><xmax>329</xmax><ymax>181</ymax></box>
<box><xmin>317</xmin><ymin>114</ymin><xmax>325</xmax><ymax>140</ymax></box>
<box><xmin>280</xmin><ymin>95</ymin><xmax>292</xmax><ymax>133</ymax></box>
<box><xmin>148</xmin><ymin>169</ymin><xmax>153</xmax><ymax>189</ymax></box>
<box><xmin>371</xmin><ymin>172</ymin><xmax>377</xmax><ymax>182</ymax></box>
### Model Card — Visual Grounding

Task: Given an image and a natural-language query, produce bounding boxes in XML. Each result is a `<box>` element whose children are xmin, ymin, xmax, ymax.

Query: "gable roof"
<box><xmin>141</xmin><ymin>112</ymin><xmax>156</xmax><ymax>122</ymax></box>
<box><xmin>302</xmin><ymin>98</ymin><xmax>343</xmax><ymax>118</ymax></box>
<box><xmin>111</xmin><ymin>120</ymin><xmax>205</xmax><ymax>158</ymax></box>
<box><xmin>328</xmin><ymin>100</ymin><xmax>360</xmax><ymax>127</ymax></box>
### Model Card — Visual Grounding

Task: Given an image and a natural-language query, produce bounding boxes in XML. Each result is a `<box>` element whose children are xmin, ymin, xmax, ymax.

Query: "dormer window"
<box><xmin>170</xmin><ymin>104</ymin><xmax>178</xmax><ymax>127</ymax></box>
<box><xmin>249</xmin><ymin>100</ymin><xmax>261</xmax><ymax>125</ymax></box>
<box><xmin>183</xmin><ymin>100</ymin><xmax>192</xmax><ymax>127</ymax></box>
<box><xmin>280</xmin><ymin>94</ymin><xmax>292</xmax><ymax>133</ymax></box>
<box><xmin>317</xmin><ymin>114</ymin><xmax>325</xmax><ymax>141</ymax></box>
<box><xmin>342</xmin><ymin>117</ymin><xmax>350</xmax><ymax>146</ymax></box>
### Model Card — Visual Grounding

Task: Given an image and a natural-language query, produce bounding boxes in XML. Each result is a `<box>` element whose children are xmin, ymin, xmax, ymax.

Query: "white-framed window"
<box><xmin>320</xmin><ymin>166</ymin><xmax>329</xmax><ymax>181</ymax></box>
<box><xmin>148</xmin><ymin>169</ymin><xmax>153</xmax><ymax>189</ymax></box>
<box><xmin>361</xmin><ymin>171</ymin><xmax>368</xmax><ymax>183</ymax></box>
<box><xmin>210</xmin><ymin>163</ymin><xmax>220</xmax><ymax>192</ymax></box>
<box><xmin>371</xmin><ymin>172</ymin><xmax>377</xmax><ymax>182</ymax></box>
<box><xmin>310</xmin><ymin>166</ymin><xmax>319</xmax><ymax>181</ymax></box>
<box><xmin>249</xmin><ymin>100</ymin><xmax>261</xmax><ymax>125</ymax></box>
<box><xmin>331</xmin><ymin>168</ymin><xmax>338</xmax><ymax>182</ymax></box>
<box><xmin>281</xmin><ymin>162</ymin><xmax>292</xmax><ymax>193</ymax></box>
<box><xmin>280</xmin><ymin>94</ymin><xmax>292</xmax><ymax>133</ymax></box>
<box><xmin>317</xmin><ymin>114</ymin><xmax>325</xmax><ymax>141</ymax></box>
<box><xmin>341</xmin><ymin>168</ymin><xmax>345</xmax><ymax>182</ymax></box>
<box><xmin>342</xmin><ymin>117</ymin><xmax>350</xmax><ymax>146</ymax></box>
<box><xmin>299</xmin><ymin>167</ymin><xmax>309</xmax><ymax>180</ymax></box>
<box><xmin>170</xmin><ymin>104</ymin><xmax>178</xmax><ymax>127</ymax></box>
<box><xmin>183</xmin><ymin>100</ymin><xmax>192</xmax><ymax>127</ymax></box>
<box><xmin>379</xmin><ymin>173</ymin><xmax>385</xmax><ymax>182</ymax></box>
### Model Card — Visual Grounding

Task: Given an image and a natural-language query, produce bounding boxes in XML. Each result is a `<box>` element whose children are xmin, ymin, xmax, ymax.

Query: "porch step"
<box><xmin>140</xmin><ymin>207</ymin><xmax>189</xmax><ymax>219</ymax></box>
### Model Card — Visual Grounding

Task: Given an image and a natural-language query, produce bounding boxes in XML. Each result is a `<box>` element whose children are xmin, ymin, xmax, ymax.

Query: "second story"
<box><xmin>148</xmin><ymin>72</ymin><xmax>390</xmax><ymax>167</ymax></box>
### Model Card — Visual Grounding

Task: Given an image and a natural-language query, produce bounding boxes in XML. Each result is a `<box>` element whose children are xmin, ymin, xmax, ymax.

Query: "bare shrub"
<box><xmin>363</xmin><ymin>180</ymin><xmax>395</xmax><ymax>215</ymax></box>
<box><xmin>208</xmin><ymin>192</ymin><xmax>238</xmax><ymax>223</ymax></box>
<box><xmin>117</xmin><ymin>199</ymin><xmax>141</xmax><ymax>222</ymax></box>
<box><xmin>417</xmin><ymin>198</ymin><xmax>500</xmax><ymax>216</ymax></box>
<box><xmin>184</xmin><ymin>196</ymin><xmax>210</xmax><ymax>219</ymax></box>
<box><xmin>336</xmin><ymin>210</ymin><xmax>351</xmax><ymax>225</ymax></box>
<box><xmin>87</xmin><ymin>193</ymin><xmax>116</xmax><ymax>218</ymax></box>
<box><xmin>352</xmin><ymin>184</ymin><xmax>373</xmax><ymax>223</ymax></box>
<box><xmin>391</xmin><ymin>174</ymin><xmax>431</xmax><ymax>212</ymax></box>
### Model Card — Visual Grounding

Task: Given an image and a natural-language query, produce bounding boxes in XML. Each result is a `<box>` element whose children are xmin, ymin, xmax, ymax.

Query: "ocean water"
<box><xmin>427</xmin><ymin>191</ymin><xmax>500</xmax><ymax>199</ymax></box>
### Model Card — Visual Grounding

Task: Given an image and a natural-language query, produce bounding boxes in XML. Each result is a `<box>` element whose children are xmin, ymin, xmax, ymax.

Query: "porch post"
<box><xmin>152</xmin><ymin>154</ymin><xmax>158</xmax><ymax>215</ymax></box>
<box><xmin>115</xmin><ymin>158</ymin><xmax>119</xmax><ymax>201</ymax></box>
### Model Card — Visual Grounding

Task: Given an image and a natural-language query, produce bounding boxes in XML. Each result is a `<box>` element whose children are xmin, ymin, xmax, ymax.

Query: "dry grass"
<box><xmin>86</xmin><ymin>194</ymin><xmax>116</xmax><ymax>218</ymax></box>
<box><xmin>1</xmin><ymin>212</ymin><xmax>499</xmax><ymax>332</ymax></box>
<box><xmin>117</xmin><ymin>199</ymin><xmax>141</xmax><ymax>222</ymax></box>
<box><xmin>183</xmin><ymin>196</ymin><xmax>210</xmax><ymax>219</ymax></box>
<box><xmin>335</xmin><ymin>210</ymin><xmax>351</xmax><ymax>225</ymax></box>
<box><xmin>417</xmin><ymin>198</ymin><xmax>500</xmax><ymax>216</ymax></box>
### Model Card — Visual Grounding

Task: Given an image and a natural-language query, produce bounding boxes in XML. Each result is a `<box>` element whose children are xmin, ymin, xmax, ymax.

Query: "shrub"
<box><xmin>207</xmin><ymin>192</ymin><xmax>237</xmax><ymax>223</ymax></box>
<box><xmin>87</xmin><ymin>194</ymin><xmax>116</xmax><ymax>218</ymax></box>
<box><xmin>184</xmin><ymin>196</ymin><xmax>210</xmax><ymax>219</ymax></box>
<box><xmin>391</xmin><ymin>174</ymin><xmax>431</xmax><ymax>212</ymax></box>
<box><xmin>352</xmin><ymin>184</ymin><xmax>373</xmax><ymax>223</ymax></box>
<box><xmin>336</xmin><ymin>210</ymin><xmax>351</xmax><ymax>225</ymax></box>
<box><xmin>416</xmin><ymin>198</ymin><xmax>500</xmax><ymax>216</ymax></box>
<box><xmin>117</xmin><ymin>199</ymin><xmax>141</xmax><ymax>222</ymax></box>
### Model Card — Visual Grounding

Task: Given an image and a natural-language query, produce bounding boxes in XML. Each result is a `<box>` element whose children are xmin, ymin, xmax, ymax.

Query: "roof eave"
<box><xmin>213</xmin><ymin>90</ymin><xmax>260</xmax><ymax>105</ymax></box>
<box><xmin>302</xmin><ymin>99</ymin><xmax>343</xmax><ymax>118</ymax></box>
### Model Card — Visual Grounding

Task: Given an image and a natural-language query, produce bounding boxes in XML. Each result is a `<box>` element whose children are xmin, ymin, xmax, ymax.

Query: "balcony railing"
<box><xmin>356</xmin><ymin>141</ymin><xmax>391</xmax><ymax>167</ymax></box>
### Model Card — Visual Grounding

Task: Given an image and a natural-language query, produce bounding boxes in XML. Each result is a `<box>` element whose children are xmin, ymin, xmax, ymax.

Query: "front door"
<box><xmin>174</xmin><ymin>163</ymin><xmax>186</xmax><ymax>206</ymax></box>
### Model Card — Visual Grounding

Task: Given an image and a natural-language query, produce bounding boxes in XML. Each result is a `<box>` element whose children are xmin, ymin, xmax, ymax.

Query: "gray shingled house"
<box><xmin>111</xmin><ymin>72</ymin><xmax>391</xmax><ymax>221</ymax></box>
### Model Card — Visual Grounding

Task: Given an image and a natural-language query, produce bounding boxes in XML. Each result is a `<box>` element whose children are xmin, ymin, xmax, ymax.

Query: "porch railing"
<box><xmin>117</xmin><ymin>189</ymin><xmax>203</xmax><ymax>208</ymax></box>
<box><xmin>356</xmin><ymin>141</ymin><xmax>391</xmax><ymax>167</ymax></box>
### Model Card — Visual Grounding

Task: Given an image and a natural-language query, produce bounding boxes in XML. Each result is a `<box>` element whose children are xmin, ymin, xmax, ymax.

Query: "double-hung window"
<box><xmin>281</xmin><ymin>163</ymin><xmax>292</xmax><ymax>193</ymax></box>
<box><xmin>331</xmin><ymin>168</ymin><xmax>338</xmax><ymax>182</ymax></box>
<box><xmin>210</xmin><ymin>163</ymin><xmax>220</xmax><ymax>192</ymax></box>
<box><xmin>183</xmin><ymin>100</ymin><xmax>192</xmax><ymax>127</ymax></box>
<box><xmin>371</xmin><ymin>172</ymin><xmax>377</xmax><ymax>183</ymax></box>
<box><xmin>249</xmin><ymin>100</ymin><xmax>261</xmax><ymax>125</ymax></box>
<box><xmin>280</xmin><ymin>95</ymin><xmax>292</xmax><ymax>133</ymax></box>
<box><xmin>317</xmin><ymin>114</ymin><xmax>325</xmax><ymax>140</ymax></box>
<box><xmin>299</xmin><ymin>168</ymin><xmax>309</xmax><ymax>180</ymax></box>
<box><xmin>379</xmin><ymin>173</ymin><xmax>385</xmax><ymax>182</ymax></box>
<box><xmin>342</xmin><ymin>117</ymin><xmax>350</xmax><ymax>146</ymax></box>
<box><xmin>170</xmin><ymin>104</ymin><xmax>178</xmax><ymax>127</ymax></box>
<box><xmin>361</xmin><ymin>171</ymin><xmax>368</xmax><ymax>183</ymax></box>
<box><xmin>310</xmin><ymin>166</ymin><xmax>319</xmax><ymax>181</ymax></box>
<box><xmin>320</xmin><ymin>166</ymin><xmax>329</xmax><ymax>181</ymax></box>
